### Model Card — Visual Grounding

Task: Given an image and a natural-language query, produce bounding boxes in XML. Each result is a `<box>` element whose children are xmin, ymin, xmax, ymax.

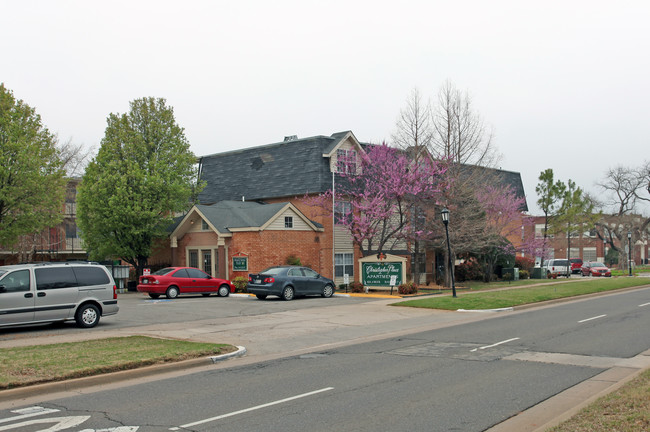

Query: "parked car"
<box><xmin>569</xmin><ymin>258</ymin><xmax>583</xmax><ymax>274</ymax></box>
<box><xmin>544</xmin><ymin>259</ymin><xmax>569</xmax><ymax>278</ymax></box>
<box><xmin>137</xmin><ymin>267</ymin><xmax>235</xmax><ymax>299</ymax></box>
<box><xmin>247</xmin><ymin>266</ymin><xmax>335</xmax><ymax>301</ymax></box>
<box><xmin>580</xmin><ymin>262</ymin><xmax>612</xmax><ymax>277</ymax></box>
<box><xmin>0</xmin><ymin>262</ymin><xmax>119</xmax><ymax>328</ymax></box>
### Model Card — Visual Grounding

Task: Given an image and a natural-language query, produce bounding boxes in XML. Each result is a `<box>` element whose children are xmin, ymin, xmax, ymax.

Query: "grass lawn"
<box><xmin>0</xmin><ymin>336</ymin><xmax>235</xmax><ymax>389</ymax></box>
<box><xmin>548</xmin><ymin>368</ymin><xmax>650</xmax><ymax>432</ymax></box>
<box><xmin>394</xmin><ymin>277</ymin><xmax>649</xmax><ymax>310</ymax></box>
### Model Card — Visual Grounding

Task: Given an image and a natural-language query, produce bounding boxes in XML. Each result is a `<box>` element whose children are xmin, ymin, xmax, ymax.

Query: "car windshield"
<box><xmin>591</xmin><ymin>263</ymin><xmax>606</xmax><ymax>267</ymax></box>
<box><xmin>152</xmin><ymin>268</ymin><xmax>175</xmax><ymax>276</ymax></box>
<box><xmin>260</xmin><ymin>267</ymin><xmax>286</xmax><ymax>275</ymax></box>
<box><xmin>0</xmin><ymin>270</ymin><xmax>7</xmax><ymax>279</ymax></box>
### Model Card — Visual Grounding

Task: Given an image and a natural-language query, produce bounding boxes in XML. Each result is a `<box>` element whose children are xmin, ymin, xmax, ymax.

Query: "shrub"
<box><xmin>398</xmin><ymin>281</ymin><xmax>418</xmax><ymax>295</ymax></box>
<box><xmin>519</xmin><ymin>269</ymin><xmax>529</xmax><ymax>279</ymax></box>
<box><xmin>455</xmin><ymin>260</ymin><xmax>483</xmax><ymax>282</ymax></box>
<box><xmin>286</xmin><ymin>255</ymin><xmax>302</xmax><ymax>266</ymax></box>
<box><xmin>232</xmin><ymin>276</ymin><xmax>248</xmax><ymax>293</ymax></box>
<box><xmin>515</xmin><ymin>256</ymin><xmax>535</xmax><ymax>271</ymax></box>
<box><xmin>349</xmin><ymin>281</ymin><xmax>365</xmax><ymax>293</ymax></box>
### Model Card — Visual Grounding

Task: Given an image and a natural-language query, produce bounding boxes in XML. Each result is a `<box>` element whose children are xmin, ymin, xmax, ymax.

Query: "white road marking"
<box><xmin>470</xmin><ymin>337</ymin><xmax>520</xmax><ymax>352</ymax></box>
<box><xmin>169</xmin><ymin>387</ymin><xmax>335</xmax><ymax>430</ymax></box>
<box><xmin>0</xmin><ymin>407</ymin><xmax>60</xmax><ymax>424</ymax></box>
<box><xmin>0</xmin><ymin>415</ymin><xmax>90</xmax><ymax>431</ymax></box>
<box><xmin>140</xmin><ymin>300</ymin><xmax>200</xmax><ymax>305</ymax></box>
<box><xmin>578</xmin><ymin>314</ymin><xmax>607</xmax><ymax>323</ymax></box>
<box><xmin>79</xmin><ymin>428</ymin><xmax>139</xmax><ymax>431</ymax></box>
<box><xmin>639</xmin><ymin>302</ymin><xmax>650</xmax><ymax>307</ymax></box>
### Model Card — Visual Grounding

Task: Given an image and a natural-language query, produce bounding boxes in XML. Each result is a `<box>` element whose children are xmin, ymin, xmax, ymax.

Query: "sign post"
<box><xmin>389</xmin><ymin>274</ymin><xmax>397</xmax><ymax>295</ymax></box>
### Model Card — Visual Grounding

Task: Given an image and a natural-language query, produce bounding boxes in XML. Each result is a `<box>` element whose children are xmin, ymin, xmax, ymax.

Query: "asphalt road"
<box><xmin>1</xmin><ymin>287</ymin><xmax>648</xmax><ymax>431</ymax></box>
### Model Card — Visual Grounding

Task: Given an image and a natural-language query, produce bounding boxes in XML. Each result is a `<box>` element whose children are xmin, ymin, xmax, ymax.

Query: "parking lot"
<box><xmin>0</xmin><ymin>290</ymin><xmax>382</xmax><ymax>343</ymax></box>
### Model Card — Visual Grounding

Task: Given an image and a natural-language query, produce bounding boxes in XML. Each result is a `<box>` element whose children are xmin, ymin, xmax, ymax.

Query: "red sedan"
<box><xmin>580</xmin><ymin>262</ymin><xmax>612</xmax><ymax>277</ymax></box>
<box><xmin>137</xmin><ymin>267</ymin><xmax>235</xmax><ymax>299</ymax></box>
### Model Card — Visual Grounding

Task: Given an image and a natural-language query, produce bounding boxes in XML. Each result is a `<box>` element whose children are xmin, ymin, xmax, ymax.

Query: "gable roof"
<box><xmin>170</xmin><ymin>200</ymin><xmax>323</xmax><ymax>239</ymax></box>
<box><xmin>197</xmin><ymin>132</ymin><xmax>361</xmax><ymax>204</ymax></box>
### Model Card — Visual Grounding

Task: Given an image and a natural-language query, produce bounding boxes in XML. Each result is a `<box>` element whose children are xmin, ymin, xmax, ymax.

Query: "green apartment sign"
<box><xmin>232</xmin><ymin>256</ymin><xmax>248</xmax><ymax>271</ymax></box>
<box><xmin>362</xmin><ymin>262</ymin><xmax>402</xmax><ymax>287</ymax></box>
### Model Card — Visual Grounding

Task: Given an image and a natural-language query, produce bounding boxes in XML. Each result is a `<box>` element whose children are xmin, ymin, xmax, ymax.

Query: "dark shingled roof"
<box><xmin>173</xmin><ymin>201</ymin><xmax>323</xmax><ymax>235</ymax></box>
<box><xmin>197</xmin><ymin>132</ymin><xmax>528</xmax><ymax>211</ymax></box>
<box><xmin>198</xmin><ymin>134</ymin><xmax>346</xmax><ymax>204</ymax></box>
<box><xmin>196</xmin><ymin>201</ymin><xmax>289</xmax><ymax>233</ymax></box>
<box><xmin>457</xmin><ymin>164</ymin><xmax>529</xmax><ymax>212</ymax></box>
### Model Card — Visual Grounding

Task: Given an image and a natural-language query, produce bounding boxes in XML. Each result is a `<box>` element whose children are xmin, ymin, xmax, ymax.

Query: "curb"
<box><xmin>210</xmin><ymin>345</ymin><xmax>246</xmax><ymax>363</ymax></box>
<box><xmin>457</xmin><ymin>307</ymin><xmax>514</xmax><ymax>313</ymax></box>
<box><xmin>0</xmin><ymin>345</ymin><xmax>247</xmax><ymax>404</ymax></box>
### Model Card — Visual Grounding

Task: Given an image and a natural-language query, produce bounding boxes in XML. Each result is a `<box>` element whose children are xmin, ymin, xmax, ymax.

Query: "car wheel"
<box><xmin>256</xmin><ymin>294</ymin><xmax>267</xmax><ymax>300</ymax></box>
<box><xmin>166</xmin><ymin>286</ymin><xmax>180</xmax><ymax>299</ymax></box>
<box><xmin>218</xmin><ymin>284</ymin><xmax>230</xmax><ymax>297</ymax></box>
<box><xmin>322</xmin><ymin>284</ymin><xmax>334</xmax><ymax>298</ymax></box>
<box><xmin>148</xmin><ymin>293</ymin><xmax>160</xmax><ymax>299</ymax></box>
<box><xmin>75</xmin><ymin>304</ymin><xmax>100</xmax><ymax>328</ymax></box>
<box><xmin>281</xmin><ymin>286</ymin><xmax>295</xmax><ymax>301</ymax></box>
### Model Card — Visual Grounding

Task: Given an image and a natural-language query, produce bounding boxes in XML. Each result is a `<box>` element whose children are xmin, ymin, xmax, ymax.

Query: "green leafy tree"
<box><xmin>536</xmin><ymin>168</ymin><xmax>566</xmax><ymax>258</ymax></box>
<box><xmin>0</xmin><ymin>84</ymin><xmax>66</xmax><ymax>248</ymax></box>
<box><xmin>77</xmin><ymin>97</ymin><xmax>203</xmax><ymax>275</ymax></box>
<box><xmin>552</xmin><ymin>179</ymin><xmax>598</xmax><ymax>273</ymax></box>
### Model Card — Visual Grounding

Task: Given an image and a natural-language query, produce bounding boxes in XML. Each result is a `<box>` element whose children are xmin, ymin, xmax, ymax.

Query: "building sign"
<box><xmin>232</xmin><ymin>256</ymin><xmax>248</xmax><ymax>271</ymax></box>
<box><xmin>362</xmin><ymin>262</ymin><xmax>402</xmax><ymax>287</ymax></box>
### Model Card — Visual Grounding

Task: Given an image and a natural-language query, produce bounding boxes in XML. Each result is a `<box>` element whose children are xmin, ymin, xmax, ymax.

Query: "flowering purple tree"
<box><xmin>305</xmin><ymin>143</ymin><xmax>447</xmax><ymax>257</ymax></box>
<box><xmin>475</xmin><ymin>184</ymin><xmax>545</xmax><ymax>280</ymax></box>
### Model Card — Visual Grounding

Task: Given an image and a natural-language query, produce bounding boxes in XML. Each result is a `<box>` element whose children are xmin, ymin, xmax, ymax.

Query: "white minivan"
<box><xmin>0</xmin><ymin>262</ymin><xmax>119</xmax><ymax>328</ymax></box>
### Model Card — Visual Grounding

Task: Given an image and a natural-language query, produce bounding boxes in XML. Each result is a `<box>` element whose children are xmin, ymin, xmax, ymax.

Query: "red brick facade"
<box><xmin>228</xmin><ymin>230</ymin><xmax>327</xmax><ymax>280</ymax></box>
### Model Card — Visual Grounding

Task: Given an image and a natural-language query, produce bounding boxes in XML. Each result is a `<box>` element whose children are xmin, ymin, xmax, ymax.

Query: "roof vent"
<box><xmin>284</xmin><ymin>135</ymin><xmax>298</xmax><ymax>142</ymax></box>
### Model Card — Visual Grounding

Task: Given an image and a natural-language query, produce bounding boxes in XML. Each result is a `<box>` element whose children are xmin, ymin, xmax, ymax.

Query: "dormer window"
<box><xmin>201</xmin><ymin>220</ymin><xmax>209</xmax><ymax>230</ymax></box>
<box><xmin>285</xmin><ymin>216</ymin><xmax>293</xmax><ymax>228</ymax></box>
<box><xmin>336</xmin><ymin>149</ymin><xmax>357</xmax><ymax>174</ymax></box>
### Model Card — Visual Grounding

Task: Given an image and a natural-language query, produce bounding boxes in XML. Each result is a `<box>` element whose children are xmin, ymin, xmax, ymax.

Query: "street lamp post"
<box><xmin>441</xmin><ymin>208</ymin><xmax>457</xmax><ymax>298</ymax></box>
<box><xmin>628</xmin><ymin>231</ymin><xmax>632</xmax><ymax>277</ymax></box>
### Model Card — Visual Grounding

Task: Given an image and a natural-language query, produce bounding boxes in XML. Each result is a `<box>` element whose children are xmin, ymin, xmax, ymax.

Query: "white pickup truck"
<box><xmin>544</xmin><ymin>259</ymin><xmax>570</xmax><ymax>278</ymax></box>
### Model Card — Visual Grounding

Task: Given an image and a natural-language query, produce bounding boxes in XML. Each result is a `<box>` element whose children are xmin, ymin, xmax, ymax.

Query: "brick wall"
<box><xmin>229</xmin><ymin>230</ymin><xmax>327</xmax><ymax>279</ymax></box>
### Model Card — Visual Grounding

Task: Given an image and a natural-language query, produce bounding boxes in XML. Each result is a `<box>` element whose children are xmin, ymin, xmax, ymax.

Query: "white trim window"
<box><xmin>335</xmin><ymin>253</ymin><xmax>354</xmax><ymax>278</ymax></box>
<box><xmin>336</xmin><ymin>149</ymin><xmax>357</xmax><ymax>174</ymax></box>
<box><xmin>334</xmin><ymin>201</ymin><xmax>352</xmax><ymax>225</ymax></box>
<box><xmin>583</xmin><ymin>247</ymin><xmax>597</xmax><ymax>262</ymax></box>
<box><xmin>285</xmin><ymin>216</ymin><xmax>293</xmax><ymax>228</ymax></box>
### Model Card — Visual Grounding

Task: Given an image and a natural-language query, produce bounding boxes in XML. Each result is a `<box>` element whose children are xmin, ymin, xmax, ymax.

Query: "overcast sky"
<box><xmin>2</xmin><ymin>0</ymin><xmax>649</xmax><ymax>215</ymax></box>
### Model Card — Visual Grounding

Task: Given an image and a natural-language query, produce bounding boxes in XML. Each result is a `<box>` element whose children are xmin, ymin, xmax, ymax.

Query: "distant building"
<box><xmin>0</xmin><ymin>178</ymin><xmax>87</xmax><ymax>265</ymax></box>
